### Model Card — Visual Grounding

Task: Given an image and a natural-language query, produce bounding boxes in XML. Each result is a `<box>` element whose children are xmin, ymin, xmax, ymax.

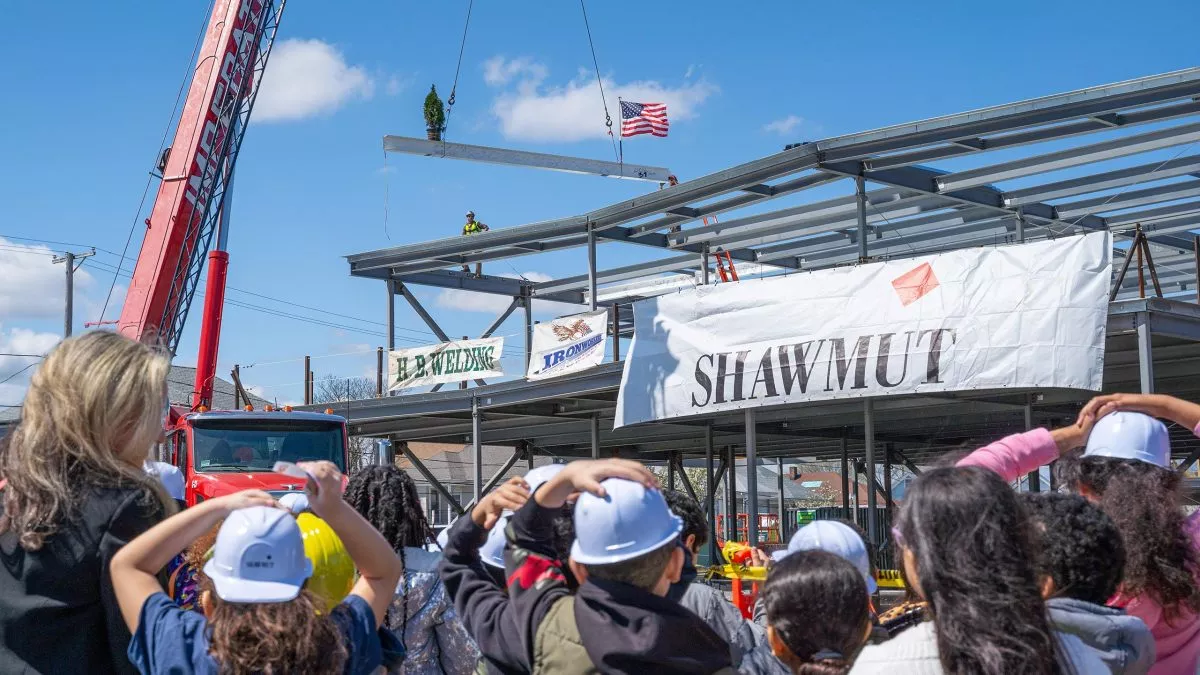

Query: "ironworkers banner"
<box><xmin>527</xmin><ymin>309</ymin><xmax>609</xmax><ymax>381</ymax></box>
<box><xmin>388</xmin><ymin>337</ymin><xmax>505</xmax><ymax>390</ymax></box>
<box><xmin>615</xmin><ymin>233</ymin><xmax>1111</xmax><ymax>427</ymax></box>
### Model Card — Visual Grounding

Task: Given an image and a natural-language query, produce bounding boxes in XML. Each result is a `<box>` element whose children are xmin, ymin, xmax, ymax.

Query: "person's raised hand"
<box><xmin>471</xmin><ymin>477</ymin><xmax>530</xmax><ymax>529</ymax></box>
<box><xmin>537</xmin><ymin>459</ymin><xmax>659</xmax><ymax>508</ymax></box>
<box><xmin>296</xmin><ymin>460</ymin><xmax>345</xmax><ymax>519</ymax></box>
<box><xmin>214</xmin><ymin>489</ymin><xmax>278</xmax><ymax>513</ymax></box>
<box><xmin>749</xmin><ymin>547</ymin><xmax>773</xmax><ymax>570</ymax></box>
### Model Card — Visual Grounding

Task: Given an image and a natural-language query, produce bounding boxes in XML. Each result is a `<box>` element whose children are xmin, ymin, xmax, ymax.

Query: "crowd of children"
<box><xmin>3</xmin><ymin>331</ymin><xmax>1200</xmax><ymax>674</ymax></box>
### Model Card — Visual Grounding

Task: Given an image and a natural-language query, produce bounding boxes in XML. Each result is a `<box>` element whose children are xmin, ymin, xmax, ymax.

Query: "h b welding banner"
<box><xmin>526</xmin><ymin>309</ymin><xmax>609</xmax><ymax>381</ymax></box>
<box><xmin>388</xmin><ymin>337</ymin><xmax>505</xmax><ymax>390</ymax></box>
<box><xmin>613</xmin><ymin>232</ymin><xmax>1112</xmax><ymax>428</ymax></box>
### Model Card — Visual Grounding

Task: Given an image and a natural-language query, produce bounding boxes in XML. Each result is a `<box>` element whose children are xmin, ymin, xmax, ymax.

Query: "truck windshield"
<box><xmin>191</xmin><ymin>419</ymin><xmax>345</xmax><ymax>473</ymax></box>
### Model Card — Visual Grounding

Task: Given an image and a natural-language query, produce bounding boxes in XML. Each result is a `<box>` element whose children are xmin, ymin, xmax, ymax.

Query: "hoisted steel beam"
<box><xmin>383</xmin><ymin>135</ymin><xmax>671</xmax><ymax>183</ymax></box>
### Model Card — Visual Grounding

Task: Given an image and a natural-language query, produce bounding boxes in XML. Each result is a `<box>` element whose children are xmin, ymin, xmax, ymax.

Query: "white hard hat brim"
<box><xmin>569</xmin><ymin>515</ymin><xmax>682</xmax><ymax>565</ymax></box>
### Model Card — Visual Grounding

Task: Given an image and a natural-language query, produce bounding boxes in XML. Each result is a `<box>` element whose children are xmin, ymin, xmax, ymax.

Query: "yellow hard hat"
<box><xmin>296</xmin><ymin>512</ymin><xmax>355</xmax><ymax>613</ymax></box>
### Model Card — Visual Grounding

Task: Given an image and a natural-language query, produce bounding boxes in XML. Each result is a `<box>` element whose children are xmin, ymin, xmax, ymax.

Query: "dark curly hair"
<box><xmin>343</xmin><ymin>465</ymin><xmax>434</xmax><ymax>652</ymax></box>
<box><xmin>761</xmin><ymin>549</ymin><xmax>870</xmax><ymax>675</ymax></box>
<box><xmin>1021</xmin><ymin>492</ymin><xmax>1125</xmax><ymax>605</ymax></box>
<box><xmin>663</xmin><ymin>489</ymin><xmax>708</xmax><ymax>550</ymax></box>
<box><xmin>899</xmin><ymin>466</ymin><xmax>1062</xmax><ymax>675</ymax></box>
<box><xmin>203</xmin><ymin>579</ymin><xmax>346</xmax><ymax>675</ymax></box>
<box><xmin>1057</xmin><ymin>450</ymin><xmax>1200</xmax><ymax>622</ymax></box>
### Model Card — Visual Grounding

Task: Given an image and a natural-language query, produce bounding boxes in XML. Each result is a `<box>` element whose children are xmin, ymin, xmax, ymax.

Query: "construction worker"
<box><xmin>461</xmin><ymin>210</ymin><xmax>489</xmax><ymax>276</ymax></box>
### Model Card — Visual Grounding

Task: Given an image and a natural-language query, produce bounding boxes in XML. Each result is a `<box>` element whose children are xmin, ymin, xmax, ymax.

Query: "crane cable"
<box><xmin>442</xmin><ymin>0</ymin><xmax>475</xmax><ymax>143</ymax></box>
<box><xmin>579</xmin><ymin>0</ymin><xmax>619</xmax><ymax>162</ymax></box>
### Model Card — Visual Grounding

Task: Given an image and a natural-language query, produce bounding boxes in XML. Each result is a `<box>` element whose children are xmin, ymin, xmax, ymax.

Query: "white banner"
<box><xmin>388</xmin><ymin>338</ymin><xmax>505</xmax><ymax>390</ymax></box>
<box><xmin>527</xmin><ymin>309</ymin><xmax>609</xmax><ymax>381</ymax></box>
<box><xmin>615</xmin><ymin>233</ymin><xmax>1111</xmax><ymax>427</ymax></box>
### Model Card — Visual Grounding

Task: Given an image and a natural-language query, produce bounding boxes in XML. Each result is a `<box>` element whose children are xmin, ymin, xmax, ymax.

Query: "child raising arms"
<box><xmin>110</xmin><ymin>461</ymin><xmax>403</xmax><ymax>675</ymax></box>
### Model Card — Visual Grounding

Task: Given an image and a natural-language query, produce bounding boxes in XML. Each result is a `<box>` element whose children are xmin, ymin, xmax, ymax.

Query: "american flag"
<box><xmin>620</xmin><ymin>101</ymin><xmax>668</xmax><ymax>138</ymax></box>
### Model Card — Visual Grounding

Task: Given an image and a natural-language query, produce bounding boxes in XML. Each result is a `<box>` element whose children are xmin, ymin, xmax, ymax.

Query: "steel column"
<box><xmin>776</xmin><ymin>457</ymin><xmax>786</xmax><ymax>541</ymax></box>
<box><xmin>705</xmin><ymin>424</ymin><xmax>717</xmax><ymax>563</ymax></box>
<box><xmin>523</xmin><ymin>289</ymin><xmax>534</xmax><ymax>371</ymax></box>
<box><xmin>460</xmin><ymin>447</ymin><xmax>525</xmax><ymax>512</ymax></box>
<box><xmin>864</xmin><ymin>400</ymin><xmax>878</xmax><ymax>553</ymax></box>
<box><xmin>841</xmin><ymin>437</ymin><xmax>850</xmax><ymax>519</ymax></box>
<box><xmin>745</xmin><ymin>409</ymin><xmax>759</xmax><ymax>546</ymax></box>
<box><xmin>1016</xmin><ymin>207</ymin><xmax>1026</xmax><ymax>243</ymax></box>
<box><xmin>1137</xmin><ymin>312</ymin><xmax>1155</xmax><ymax>393</ymax></box>
<box><xmin>1026</xmin><ymin>394</ymin><xmax>1041</xmax><ymax>491</ymax></box>
<box><xmin>304</xmin><ymin>355</ymin><xmax>312</xmax><ymax>405</ymax></box>
<box><xmin>856</xmin><ymin>175</ymin><xmax>869</xmax><ymax>260</ymax></box>
<box><xmin>587</xmin><ymin>222</ymin><xmax>598</xmax><ymax>311</ymax></box>
<box><xmin>883</xmin><ymin>444</ymin><xmax>894</xmax><ymax>533</ymax></box>
<box><xmin>375</xmin><ymin>348</ymin><xmax>384</xmax><ymax>398</ymax></box>
<box><xmin>611</xmin><ymin>304</ymin><xmax>620</xmax><ymax>362</ymax></box>
<box><xmin>701</xmin><ymin>243</ymin><xmax>711</xmax><ymax>285</ymax></box>
<box><xmin>668</xmin><ymin>453</ymin><xmax>677</xmax><ymax>490</ymax></box>
<box><xmin>386</xmin><ymin>280</ymin><xmax>396</xmax><ymax>351</ymax></box>
<box><xmin>471</xmin><ymin>396</ymin><xmax>483</xmax><ymax>501</ymax></box>
<box><xmin>590</xmin><ymin>414</ymin><xmax>600</xmax><ymax>459</ymax></box>
<box><xmin>726</xmin><ymin>445</ymin><xmax>737</xmax><ymax>543</ymax></box>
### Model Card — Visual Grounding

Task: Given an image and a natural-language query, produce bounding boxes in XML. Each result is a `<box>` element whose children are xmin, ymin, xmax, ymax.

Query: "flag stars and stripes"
<box><xmin>620</xmin><ymin>101</ymin><xmax>668</xmax><ymax>138</ymax></box>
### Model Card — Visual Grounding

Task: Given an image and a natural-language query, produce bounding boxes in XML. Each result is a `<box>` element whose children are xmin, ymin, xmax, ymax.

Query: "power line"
<box><xmin>0</xmin><ymin>362</ymin><xmax>39</xmax><ymax>386</ymax></box>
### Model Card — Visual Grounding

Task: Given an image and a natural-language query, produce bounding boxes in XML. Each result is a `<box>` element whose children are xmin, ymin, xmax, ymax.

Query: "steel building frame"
<box><xmin>328</xmin><ymin>68</ymin><xmax>1200</xmax><ymax>555</ymax></box>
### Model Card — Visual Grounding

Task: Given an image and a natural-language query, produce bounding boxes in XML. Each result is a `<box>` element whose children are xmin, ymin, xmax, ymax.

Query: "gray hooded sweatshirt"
<box><xmin>1046</xmin><ymin>597</ymin><xmax>1156</xmax><ymax>675</ymax></box>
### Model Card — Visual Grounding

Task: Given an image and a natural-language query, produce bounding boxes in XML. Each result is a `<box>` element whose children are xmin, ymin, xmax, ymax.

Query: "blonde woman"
<box><xmin>0</xmin><ymin>331</ymin><xmax>175</xmax><ymax>675</ymax></box>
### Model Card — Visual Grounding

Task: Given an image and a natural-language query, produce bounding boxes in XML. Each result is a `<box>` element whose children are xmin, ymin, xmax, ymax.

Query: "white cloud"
<box><xmin>684</xmin><ymin>64</ymin><xmax>698</xmax><ymax>79</ymax></box>
<box><xmin>254</xmin><ymin>39</ymin><xmax>374</xmax><ymax>122</ymax></box>
<box><xmin>483</xmin><ymin>56</ymin><xmax>548</xmax><ymax>87</ymax></box>
<box><xmin>385</xmin><ymin>74</ymin><xmax>412</xmax><ymax>96</ymax></box>
<box><xmin>484</xmin><ymin>56</ymin><xmax>718</xmax><ymax>142</ymax></box>
<box><xmin>435</xmin><ymin>272</ymin><xmax>579</xmax><ymax>316</ymax></box>
<box><xmin>0</xmin><ymin>239</ymin><xmax>95</xmax><ymax>319</ymax></box>
<box><xmin>763</xmin><ymin>115</ymin><xmax>804</xmax><ymax>136</ymax></box>
<box><xmin>0</xmin><ymin>325</ymin><xmax>60</xmax><ymax>406</ymax></box>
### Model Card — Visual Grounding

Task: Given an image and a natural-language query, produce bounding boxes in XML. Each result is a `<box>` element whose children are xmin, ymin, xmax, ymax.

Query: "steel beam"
<box><xmin>397</xmin><ymin>283</ymin><xmax>450</xmax><ymax>342</ymax></box>
<box><xmin>400</xmin><ymin>442</ymin><xmax>465</xmax><ymax>516</ymax></box>
<box><xmin>480</xmin><ymin>298</ymin><xmax>520</xmax><ymax>339</ymax></box>
<box><xmin>386</xmin><ymin>280</ymin><xmax>396</xmax><ymax>351</ymax></box>
<box><xmin>384</xmin><ymin>135</ymin><xmax>671</xmax><ymax>182</ymax></box>
<box><xmin>1006</xmin><ymin>155</ymin><xmax>1200</xmax><ymax>206</ymax></box>
<box><xmin>726</xmin><ymin>445</ymin><xmax>737</xmax><ymax>544</ymax></box>
<box><xmin>676</xmin><ymin>454</ymin><xmax>699</xmax><ymax>502</ymax></box>
<box><xmin>841</xmin><ymin>437</ymin><xmax>850</xmax><ymax>518</ymax></box>
<box><xmin>856</xmin><ymin>175</ymin><xmax>869</xmax><ymax>259</ymax></box>
<box><xmin>587</xmin><ymin>222</ymin><xmax>598</xmax><ymax>310</ymax></box>
<box><xmin>1055</xmin><ymin>181</ymin><xmax>1200</xmax><ymax>220</ymax></box>
<box><xmin>776</xmin><ymin>456</ymin><xmax>786</xmax><ymax>541</ymax></box>
<box><xmin>590</xmin><ymin>414</ymin><xmax>601</xmax><ymax>459</ymax></box>
<box><xmin>936</xmin><ymin>122</ymin><xmax>1200</xmax><ymax>193</ymax></box>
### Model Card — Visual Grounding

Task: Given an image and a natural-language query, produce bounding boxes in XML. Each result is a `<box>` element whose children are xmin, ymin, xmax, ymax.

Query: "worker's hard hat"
<box><xmin>775</xmin><ymin>520</ymin><xmax>876</xmax><ymax>594</ymax></box>
<box><xmin>466</xmin><ymin>210</ymin><xmax>475</xmax><ymax>217</ymax></box>
<box><xmin>295</xmin><ymin>512</ymin><xmax>356</xmax><ymax>613</ymax></box>
<box><xmin>479</xmin><ymin>514</ymin><xmax>510</xmax><ymax>569</ymax></box>
<box><xmin>278</xmin><ymin>492</ymin><xmax>310</xmax><ymax>514</ymax></box>
<box><xmin>144</xmin><ymin>461</ymin><xmax>185</xmax><ymax>502</ymax></box>
<box><xmin>1084</xmin><ymin>411</ymin><xmax>1171</xmax><ymax>469</ymax></box>
<box><xmin>524</xmin><ymin>463</ymin><xmax>566</xmax><ymax>496</ymax></box>
<box><xmin>203</xmin><ymin>506</ymin><xmax>312</xmax><ymax>603</ymax></box>
<box><xmin>570</xmin><ymin>478</ymin><xmax>682</xmax><ymax>565</ymax></box>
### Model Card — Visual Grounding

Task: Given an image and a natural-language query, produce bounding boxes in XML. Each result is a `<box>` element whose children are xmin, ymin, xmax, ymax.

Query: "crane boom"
<box><xmin>118</xmin><ymin>0</ymin><xmax>284</xmax><ymax>406</ymax></box>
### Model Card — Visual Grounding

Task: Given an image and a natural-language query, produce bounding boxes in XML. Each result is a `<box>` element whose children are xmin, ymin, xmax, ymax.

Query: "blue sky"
<box><xmin>1</xmin><ymin>0</ymin><xmax>1197</xmax><ymax>406</ymax></box>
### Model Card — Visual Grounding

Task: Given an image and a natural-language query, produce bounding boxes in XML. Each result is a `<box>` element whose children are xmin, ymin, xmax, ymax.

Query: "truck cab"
<box><xmin>164</xmin><ymin>409</ymin><xmax>349</xmax><ymax>506</ymax></box>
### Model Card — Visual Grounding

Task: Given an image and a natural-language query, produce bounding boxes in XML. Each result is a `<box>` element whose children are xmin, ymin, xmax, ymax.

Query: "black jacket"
<box><xmin>439</xmin><ymin>498</ymin><xmax>733</xmax><ymax>675</ymax></box>
<box><xmin>0</xmin><ymin>485</ymin><xmax>164</xmax><ymax>675</ymax></box>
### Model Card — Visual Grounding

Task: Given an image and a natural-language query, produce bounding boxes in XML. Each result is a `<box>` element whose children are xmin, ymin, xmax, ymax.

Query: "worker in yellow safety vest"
<box><xmin>461</xmin><ymin>210</ymin><xmax>489</xmax><ymax>277</ymax></box>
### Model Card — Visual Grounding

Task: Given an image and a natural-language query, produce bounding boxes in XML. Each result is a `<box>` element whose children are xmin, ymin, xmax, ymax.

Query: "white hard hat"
<box><xmin>570</xmin><ymin>479</ymin><xmax>682</xmax><ymax>565</ymax></box>
<box><xmin>479</xmin><ymin>514</ymin><xmax>510</xmax><ymax>569</ymax></box>
<box><xmin>144</xmin><ymin>461</ymin><xmax>185</xmax><ymax>502</ymax></box>
<box><xmin>203</xmin><ymin>506</ymin><xmax>313</xmax><ymax>603</ymax></box>
<box><xmin>278</xmin><ymin>492</ymin><xmax>310</xmax><ymax>514</ymax></box>
<box><xmin>466</xmin><ymin>210</ymin><xmax>475</xmax><ymax>217</ymax></box>
<box><xmin>524</xmin><ymin>464</ymin><xmax>566</xmax><ymax>495</ymax></box>
<box><xmin>1084</xmin><ymin>411</ymin><xmax>1171</xmax><ymax>468</ymax></box>
<box><xmin>777</xmin><ymin>520</ymin><xmax>876</xmax><ymax>594</ymax></box>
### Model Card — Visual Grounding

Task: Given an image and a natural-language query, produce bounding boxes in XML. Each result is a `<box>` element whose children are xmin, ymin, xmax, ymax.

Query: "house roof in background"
<box><xmin>398</xmin><ymin>442</ymin><xmax>557</xmax><ymax>486</ymax></box>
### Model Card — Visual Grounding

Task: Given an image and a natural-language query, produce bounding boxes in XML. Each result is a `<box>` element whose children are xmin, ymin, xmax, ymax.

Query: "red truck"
<box><xmin>164</xmin><ymin>408</ymin><xmax>349</xmax><ymax>506</ymax></box>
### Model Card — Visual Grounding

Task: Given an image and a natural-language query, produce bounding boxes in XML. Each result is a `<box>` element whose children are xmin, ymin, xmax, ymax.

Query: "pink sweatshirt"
<box><xmin>958</xmin><ymin>428</ymin><xmax>1200</xmax><ymax>675</ymax></box>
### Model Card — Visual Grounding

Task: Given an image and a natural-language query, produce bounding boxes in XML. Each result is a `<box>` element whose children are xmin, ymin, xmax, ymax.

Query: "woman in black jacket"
<box><xmin>0</xmin><ymin>331</ymin><xmax>175</xmax><ymax>674</ymax></box>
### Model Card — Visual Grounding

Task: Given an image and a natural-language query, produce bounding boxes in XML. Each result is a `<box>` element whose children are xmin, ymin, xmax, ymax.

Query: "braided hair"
<box><xmin>344</xmin><ymin>465</ymin><xmax>434</xmax><ymax>652</ymax></box>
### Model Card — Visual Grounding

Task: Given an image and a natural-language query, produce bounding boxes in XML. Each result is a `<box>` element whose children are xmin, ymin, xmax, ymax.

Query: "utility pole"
<box><xmin>52</xmin><ymin>249</ymin><xmax>95</xmax><ymax>337</ymax></box>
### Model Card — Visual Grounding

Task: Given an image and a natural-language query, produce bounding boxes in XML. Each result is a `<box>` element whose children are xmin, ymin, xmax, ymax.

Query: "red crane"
<box><xmin>118</xmin><ymin>0</ymin><xmax>285</xmax><ymax>409</ymax></box>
